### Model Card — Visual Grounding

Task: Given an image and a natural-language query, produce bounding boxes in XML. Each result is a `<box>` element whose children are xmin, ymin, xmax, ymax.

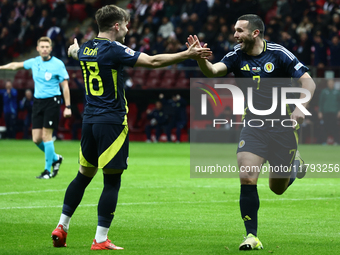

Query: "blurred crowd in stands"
<box><xmin>1</xmin><ymin>0</ymin><xmax>340</xmax><ymax>67</ymax></box>
<box><xmin>1</xmin><ymin>0</ymin><xmax>340</xmax><ymax>143</ymax></box>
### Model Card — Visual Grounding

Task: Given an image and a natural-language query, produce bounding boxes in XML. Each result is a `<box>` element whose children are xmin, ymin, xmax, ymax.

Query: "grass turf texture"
<box><xmin>0</xmin><ymin>140</ymin><xmax>339</xmax><ymax>255</ymax></box>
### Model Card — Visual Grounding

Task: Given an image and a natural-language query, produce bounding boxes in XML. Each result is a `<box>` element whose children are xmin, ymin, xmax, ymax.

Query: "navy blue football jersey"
<box><xmin>78</xmin><ymin>38</ymin><xmax>140</xmax><ymax>125</ymax></box>
<box><xmin>220</xmin><ymin>40</ymin><xmax>309</xmax><ymax>131</ymax></box>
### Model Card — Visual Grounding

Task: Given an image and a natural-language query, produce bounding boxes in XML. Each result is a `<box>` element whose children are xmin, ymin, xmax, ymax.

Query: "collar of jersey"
<box><xmin>95</xmin><ymin>37</ymin><xmax>110</xmax><ymax>41</ymax></box>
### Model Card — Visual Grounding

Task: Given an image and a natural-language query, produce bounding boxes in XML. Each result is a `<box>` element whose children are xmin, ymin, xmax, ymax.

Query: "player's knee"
<box><xmin>240</xmin><ymin>173</ymin><xmax>257</xmax><ymax>185</ymax></box>
<box><xmin>32</xmin><ymin>137</ymin><xmax>41</xmax><ymax>144</ymax></box>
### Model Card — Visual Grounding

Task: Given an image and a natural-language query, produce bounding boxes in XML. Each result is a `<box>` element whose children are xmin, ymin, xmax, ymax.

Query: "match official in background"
<box><xmin>0</xmin><ymin>36</ymin><xmax>72</xmax><ymax>179</ymax></box>
<box><xmin>51</xmin><ymin>4</ymin><xmax>211</xmax><ymax>251</ymax></box>
<box><xmin>187</xmin><ymin>14</ymin><xmax>316</xmax><ymax>250</ymax></box>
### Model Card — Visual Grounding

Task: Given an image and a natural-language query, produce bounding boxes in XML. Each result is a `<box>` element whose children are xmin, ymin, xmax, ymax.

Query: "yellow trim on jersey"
<box><xmin>286</xmin><ymin>104</ymin><xmax>300</xmax><ymax>131</ymax></box>
<box><xmin>95</xmin><ymin>37</ymin><xmax>110</xmax><ymax>41</ymax></box>
<box><xmin>79</xmin><ymin>146</ymin><xmax>95</xmax><ymax>167</ymax></box>
<box><xmin>241</xmin><ymin>64</ymin><xmax>250</xmax><ymax>71</ymax></box>
<box><xmin>123</xmin><ymin>88</ymin><xmax>128</xmax><ymax>125</ymax></box>
<box><xmin>242</xmin><ymin>107</ymin><xmax>248</xmax><ymax>121</ymax></box>
<box><xmin>98</xmin><ymin>125</ymin><xmax>128</xmax><ymax>168</ymax></box>
<box><xmin>263</xmin><ymin>40</ymin><xmax>267</xmax><ymax>52</ymax></box>
<box><xmin>286</xmin><ymin>104</ymin><xmax>300</xmax><ymax>144</ymax></box>
<box><xmin>111</xmin><ymin>69</ymin><xmax>118</xmax><ymax>99</ymax></box>
<box><xmin>80</xmin><ymin>61</ymin><xmax>88</xmax><ymax>95</ymax></box>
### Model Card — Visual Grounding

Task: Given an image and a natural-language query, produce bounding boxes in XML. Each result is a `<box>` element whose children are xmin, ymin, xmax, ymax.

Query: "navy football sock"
<box><xmin>97</xmin><ymin>173</ymin><xmax>122</xmax><ymax>228</ymax></box>
<box><xmin>62</xmin><ymin>171</ymin><xmax>92</xmax><ymax>217</ymax></box>
<box><xmin>288</xmin><ymin>159</ymin><xmax>300</xmax><ymax>187</ymax></box>
<box><xmin>240</xmin><ymin>185</ymin><xmax>259</xmax><ymax>236</ymax></box>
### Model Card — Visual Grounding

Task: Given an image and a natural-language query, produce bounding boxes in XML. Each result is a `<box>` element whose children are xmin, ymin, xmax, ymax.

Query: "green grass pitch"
<box><xmin>0</xmin><ymin>140</ymin><xmax>339</xmax><ymax>255</ymax></box>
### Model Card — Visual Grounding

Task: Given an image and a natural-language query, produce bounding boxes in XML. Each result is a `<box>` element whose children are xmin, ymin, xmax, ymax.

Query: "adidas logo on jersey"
<box><xmin>241</xmin><ymin>64</ymin><xmax>250</xmax><ymax>71</ymax></box>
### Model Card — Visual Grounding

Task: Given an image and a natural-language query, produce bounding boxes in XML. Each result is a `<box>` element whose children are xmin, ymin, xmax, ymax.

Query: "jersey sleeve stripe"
<box><xmin>226</xmin><ymin>46</ymin><xmax>240</xmax><ymax>58</ymax></box>
<box><xmin>267</xmin><ymin>45</ymin><xmax>295</xmax><ymax>60</ymax></box>
<box><xmin>267</xmin><ymin>43</ymin><xmax>295</xmax><ymax>59</ymax></box>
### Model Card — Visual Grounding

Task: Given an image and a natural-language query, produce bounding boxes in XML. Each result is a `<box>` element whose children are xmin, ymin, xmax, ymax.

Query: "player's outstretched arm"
<box><xmin>0</xmin><ymin>62</ymin><xmax>24</xmax><ymax>70</ymax></box>
<box><xmin>134</xmin><ymin>40</ymin><xmax>212</xmax><ymax>68</ymax></box>
<box><xmin>291</xmin><ymin>72</ymin><xmax>316</xmax><ymax>125</ymax></box>
<box><xmin>186</xmin><ymin>35</ymin><xmax>228</xmax><ymax>78</ymax></box>
<box><xmin>68</xmin><ymin>38</ymin><xmax>79</xmax><ymax>60</ymax></box>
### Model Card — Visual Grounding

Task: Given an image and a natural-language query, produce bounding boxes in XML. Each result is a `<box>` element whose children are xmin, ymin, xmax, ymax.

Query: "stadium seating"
<box><xmin>161</xmin><ymin>77</ymin><xmax>176</xmax><ymax>88</ymax></box>
<box><xmin>12</xmin><ymin>79</ymin><xmax>25</xmax><ymax>89</ymax></box>
<box><xmin>145</xmin><ymin>77</ymin><xmax>161</xmax><ymax>89</ymax></box>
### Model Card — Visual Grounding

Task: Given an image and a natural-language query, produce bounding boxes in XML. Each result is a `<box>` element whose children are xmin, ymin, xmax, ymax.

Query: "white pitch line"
<box><xmin>0</xmin><ymin>197</ymin><xmax>339</xmax><ymax>210</ymax></box>
<box><xmin>0</xmin><ymin>183</ymin><xmax>338</xmax><ymax>196</ymax></box>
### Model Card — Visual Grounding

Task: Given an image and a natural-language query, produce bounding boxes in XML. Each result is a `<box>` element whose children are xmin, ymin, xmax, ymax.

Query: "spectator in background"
<box><xmin>145</xmin><ymin>101</ymin><xmax>168</xmax><ymax>142</ymax></box>
<box><xmin>164</xmin><ymin>0</ymin><xmax>180</xmax><ymax>26</ymax></box>
<box><xmin>279</xmin><ymin>31</ymin><xmax>296</xmax><ymax>52</ymax></box>
<box><xmin>141</xmin><ymin>26</ymin><xmax>155</xmax><ymax>43</ymax></box>
<box><xmin>291</xmin><ymin>0</ymin><xmax>309</xmax><ymax>24</ymax></box>
<box><xmin>210</xmin><ymin>0</ymin><xmax>227</xmax><ymax>18</ymax></box>
<box><xmin>142</xmin><ymin>15</ymin><xmax>158</xmax><ymax>36</ymax></box>
<box><xmin>7</xmin><ymin>9</ymin><xmax>22</xmax><ymax>37</ymax></box>
<box><xmin>139</xmin><ymin>37</ymin><xmax>151</xmax><ymax>54</ymax></box>
<box><xmin>52</xmin><ymin>0</ymin><xmax>69</xmax><ymax>28</ymax></box>
<box><xmin>0</xmin><ymin>27</ymin><xmax>15</xmax><ymax>64</ymax></box>
<box><xmin>193</xmin><ymin>0</ymin><xmax>208</xmax><ymax>18</ymax></box>
<box><xmin>0</xmin><ymin>0</ymin><xmax>14</xmax><ymax>27</ymax></box>
<box><xmin>296</xmin><ymin>16</ymin><xmax>313</xmax><ymax>36</ymax></box>
<box><xmin>277</xmin><ymin>0</ymin><xmax>291</xmax><ymax>20</ymax></box>
<box><xmin>0</xmin><ymin>81</ymin><xmax>18</xmax><ymax>139</ymax></box>
<box><xmin>329</xmin><ymin>35</ymin><xmax>340</xmax><ymax>67</ymax></box>
<box><xmin>18</xmin><ymin>18</ymin><xmax>32</xmax><ymax>54</ymax></box>
<box><xmin>36</xmin><ymin>9</ymin><xmax>52</xmax><ymax>39</ymax></box>
<box><xmin>294</xmin><ymin>32</ymin><xmax>312</xmax><ymax>65</ymax></box>
<box><xmin>180</xmin><ymin>0</ymin><xmax>195</xmax><ymax>17</ymax></box>
<box><xmin>328</xmin><ymin>13</ymin><xmax>340</xmax><ymax>39</ymax></box>
<box><xmin>25</xmin><ymin>2</ymin><xmax>38</xmax><ymax>28</ymax></box>
<box><xmin>174</xmin><ymin>26</ymin><xmax>187</xmax><ymax>45</ymax></box>
<box><xmin>127</xmin><ymin>36</ymin><xmax>138</xmax><ymax>51</ymax></box>
<box><xmin>134</xmin><ymin>0</ymin><xmax>150</xmax><ymax>23</ymax></box>
<box><xmin>150</xmin><ymin>0</ymin><xmax>164</xmax><ymax>24</ymax></box>
<box><xmin>318</xmin><ymin>79</ymin><xmax>340</xmax><ymax>145</ymax></box>
<box><xmin>158</xmin><ymin>16</ymin><xmax>174</xmax><ymax>39</ymax></box>
<box><xmin>72</xmin><ymin>26</ymin><xmax>84</xmax><ymax>44</ymax></box>
<box><xmin>82</xmin><ymin>25</ymin><xmax>96</xmax><ymax>44</ymax></box>
<box><xmin>163</xmin><ymin>94</ymin><xmax>187</xmax><ymax>142</ymax></box>
<box><xmin>151</xmin><ymin>34</ymin><xmax>165</xmax><ymax>54</ymax></box>
<box><xmin>312</xmin><ymin>33</ymin><xmax>327</xmax><ymax>68</ymax></box>
<box><xmin>20</xmin><ymin>89</ymin><xmax>34</xmax><ymax>139</ymax></box>
<box><xmin>202</xmin><ymin>21</ymin><xmax>218</xmax><ymax>46</ymax></box>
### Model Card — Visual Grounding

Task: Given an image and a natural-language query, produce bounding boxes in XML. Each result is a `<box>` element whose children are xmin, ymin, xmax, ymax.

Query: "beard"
<box><xmin>240</xmin><ymin>35</ymin><xmax>255</xmax><ymax>53</ymax></box>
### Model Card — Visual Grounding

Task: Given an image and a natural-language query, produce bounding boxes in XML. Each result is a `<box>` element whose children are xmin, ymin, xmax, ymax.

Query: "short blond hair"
<box><xmin>37</xmin><ymin>36</ymin><xmax>52</xmax><ymax>46</ymax></box>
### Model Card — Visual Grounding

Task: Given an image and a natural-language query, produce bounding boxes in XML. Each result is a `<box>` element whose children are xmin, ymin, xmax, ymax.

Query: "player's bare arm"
<box><xmin>135</xmin><ymin>40</ymin><xmax>212</xmax><ymax>68</ymax></box>
<box><xmin>186</xmin><ymin>35</ymin><xmax>228</xmax><ymax>77</ymax></box>
<box><xmin>68</xmin><ymin>38</ymin><xmax>80</xmax><ymax>61</ymax></box>
<box><xmin>0</xmin><ymin>62</ymin><xmax>24</xmax><ymax>70</ymax></box>
<box><xmin>291</xmin><ymin>72</ymin><xmax>316</xmax><ymax>125</ymax></box>
<box><xmin>60</xmin><ymin>80</ymin><xmax>72</xmax><ymax>118</ymax></box>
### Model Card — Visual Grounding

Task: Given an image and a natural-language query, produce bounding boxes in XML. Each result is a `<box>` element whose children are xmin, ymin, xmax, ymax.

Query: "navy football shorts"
<box><xmin>80</xmin><ymin>123</ymin><xmax>129</xmax><ymax>169</ymax></box>
<box><xmin>237</xmin><ymin>125</ymin><xmax>298</xmax><ymax>176</ymax></box>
